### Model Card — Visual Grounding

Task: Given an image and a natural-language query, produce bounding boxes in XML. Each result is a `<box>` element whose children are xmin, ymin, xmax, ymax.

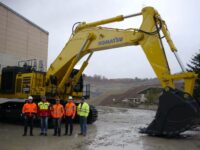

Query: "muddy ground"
<box><xmin>0</xmin><ymin>106</ymin><xmax>200</xmax><ymax>150</ymax></box>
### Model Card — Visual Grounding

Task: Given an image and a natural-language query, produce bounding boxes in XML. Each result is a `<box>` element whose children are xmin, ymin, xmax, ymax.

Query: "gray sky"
<box><xmin>1</xmin><ymin>0</ymin><xmax>200</xmax><ymax>79</ymax></box>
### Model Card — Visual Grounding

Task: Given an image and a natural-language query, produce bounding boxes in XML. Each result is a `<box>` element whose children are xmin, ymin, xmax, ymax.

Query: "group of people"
<box><xmin>21</xmin><ymin>95</ymin><xmax>90</xmax><ymax>137</ymax></box>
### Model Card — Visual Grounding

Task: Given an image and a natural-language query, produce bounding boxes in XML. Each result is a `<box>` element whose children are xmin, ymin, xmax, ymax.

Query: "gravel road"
<box><xmin>0</xmin><ymin>106</ymin><xmax>200</xmax><ymax>150</ymax></box>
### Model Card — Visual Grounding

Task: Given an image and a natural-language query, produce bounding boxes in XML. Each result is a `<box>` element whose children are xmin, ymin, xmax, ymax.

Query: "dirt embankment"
<box><xmin>85</xmin><ymin>76</ymin><xmax>159</xmax><ymax>106</ymax></box>
<box><xmin>100</xmin><ymin>84</ymin><xmax>160</xmax><ymax>106</ymax></box>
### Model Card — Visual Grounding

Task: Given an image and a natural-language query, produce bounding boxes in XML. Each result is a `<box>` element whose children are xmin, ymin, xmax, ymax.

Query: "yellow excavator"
<box><xmin>0</xmin><ymin>6</ymin><xmax>200</xmax><ymax>136</ymax></box>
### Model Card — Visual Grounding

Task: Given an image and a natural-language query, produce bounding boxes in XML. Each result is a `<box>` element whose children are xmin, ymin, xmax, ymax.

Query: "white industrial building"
<box><xmin>0</xmin><ymin>2</ymin><xmax>48</xmax><ymax>73</ymax></box>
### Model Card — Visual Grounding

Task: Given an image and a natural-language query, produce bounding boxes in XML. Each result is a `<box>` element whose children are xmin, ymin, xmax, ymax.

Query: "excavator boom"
<box><xmin>46</xmin><ymin>7</ymin><xmax>197</xmax><ymax>95</ymax></box>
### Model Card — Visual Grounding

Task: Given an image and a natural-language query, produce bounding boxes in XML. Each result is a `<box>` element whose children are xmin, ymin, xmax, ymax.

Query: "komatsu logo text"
<box><xmin>98</xmin><ymin>37</ymin><xmax>123</xmax><ymax>45</ymax></box>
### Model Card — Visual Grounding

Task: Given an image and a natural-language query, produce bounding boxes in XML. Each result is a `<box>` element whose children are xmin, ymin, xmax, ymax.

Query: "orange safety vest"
<box><xmin>51</xmin><ymin>104</ymin><xmax>64</xmax><ymax>118</ymax></box>
<box><xmin>65</xmin><ymin>102</ymin><xmax>76</xmax><ymax>118</ymax></box>
<box><xmin>22</xmin><ymin>103</ymin><xmax>37</xmax><ymax>114</ymax></box>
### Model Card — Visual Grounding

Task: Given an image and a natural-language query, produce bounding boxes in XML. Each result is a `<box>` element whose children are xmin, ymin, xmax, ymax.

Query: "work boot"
<box><xmin>65</xmin><ymin>126</ymin><xmax>68</xmax><ymax>135</ymax></box>
<box><xmin>22</xmin><ymin>133</ymin><xmax>27</xmax><ymax>136</ymax></box>
<box><xmin>53</xmin><ymin>129</ymin><xmax>57</xmax><ymax>136</ymax></box>
<box><xmin>30</xmin><ymin>129</ymin><xmax>33</xmax><ymax>136</ymax></box>
<box><xmin>70</xmin><ymin>127</ymin><xmax>73</xmax><ymax>136</ymax></box>
<box><xmin>40</xmin><ymin>133</ymin><xmax>43</xmax><ymax>136</ymax></box>
<box><xmin>24</xmin><ymin>127</ymin><xmax>27</xmax><ymax>136</ymax></box>
<box><xmin>69</xmin><ymin>130</ymin><xmax>72</xmax><ymax>136</ymax></box>
<box><xmin>64</xmin><ymin>129</ymin><xmax>67</xmax><ymax>135</ymax></box>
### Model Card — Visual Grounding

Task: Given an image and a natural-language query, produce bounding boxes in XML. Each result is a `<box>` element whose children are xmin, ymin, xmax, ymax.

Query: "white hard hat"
<box><xmin>68</xmin><ymin>96</ymin><xmax>73</xmax><ymax>100</ymax></box>
<box><xmin>28</xmin><ymin>96</ymin><xmax>33</xmax><ymax>100</ymax></box>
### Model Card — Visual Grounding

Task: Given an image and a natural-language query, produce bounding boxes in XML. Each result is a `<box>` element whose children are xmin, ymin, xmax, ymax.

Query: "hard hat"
<box><xmin>68</xmin><ymin>96</ymin><xmax>73</xmax><ymax>100</ymax></box>
<box><xmin>28</xmin><ymin>96</ymin><xmax>33</xmax><ymax>100</ymax></box>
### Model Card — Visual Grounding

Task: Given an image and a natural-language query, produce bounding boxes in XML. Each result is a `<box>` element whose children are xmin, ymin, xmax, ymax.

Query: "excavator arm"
<box><xmin>46</xmin><ymin>7</ymin><xmax>200</xmax><ymax>136</ymax></box>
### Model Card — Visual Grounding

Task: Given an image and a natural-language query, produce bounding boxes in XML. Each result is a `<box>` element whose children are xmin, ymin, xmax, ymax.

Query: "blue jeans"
<box><xmin>40</xmin><ymin>117</ymin><xmax>48</xmax><ymax>134</ymax></box>
<box><xmin>79</xmin><ymin>116</ymin><xmax>87</xmax><ymax>135</ymax></box>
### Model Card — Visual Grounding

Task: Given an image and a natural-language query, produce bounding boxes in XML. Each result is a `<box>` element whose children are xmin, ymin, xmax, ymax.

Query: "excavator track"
<box><xmin>87</xmin><ymin>105</ymin><xmax>98</xmax><ymax>124</ymax></box>
<box><xmin>0</xmin><ymin>99</ymin><xmax>98</xmax><ymax>125</ymax></box>
<box><xmin>140</xmin><ymin>88</ymin><xmax>200</xmax><ymax>137</ymax></box>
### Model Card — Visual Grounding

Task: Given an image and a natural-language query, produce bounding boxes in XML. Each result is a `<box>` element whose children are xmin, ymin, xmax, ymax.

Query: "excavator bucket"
<box><xmin>140</xmin><ymin>88</ymin><xmax>200</xmax><ymax>137</ymax></box>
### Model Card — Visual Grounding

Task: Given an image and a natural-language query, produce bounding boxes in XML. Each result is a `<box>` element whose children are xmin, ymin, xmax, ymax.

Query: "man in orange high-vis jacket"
<box><xmin>51</xmin><ymin>98</ymin><xmax>64</xmax><ymax>136</ymax></box>
<box><xmin>22</xmin><ymin>96</ymin><xmax>37</xmax><ymax>136</ymax></box>
<box><xmin>64</xmin><ymin>96</ymin><xmax>76</xmax><ymax>136</ymax></box>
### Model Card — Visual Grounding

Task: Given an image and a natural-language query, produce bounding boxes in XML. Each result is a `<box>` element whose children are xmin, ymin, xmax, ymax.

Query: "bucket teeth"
<box><xmin>140</xmin><ymin>88</ymin><xmax>200</xmax><ymax>137</ymax></box>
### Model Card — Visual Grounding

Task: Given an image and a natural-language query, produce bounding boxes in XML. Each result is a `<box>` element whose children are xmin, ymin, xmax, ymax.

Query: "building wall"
<box><xmin>0</xmin><ymin>3</ymin><xmax>48</xmax><ymax>73</ymax></box>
